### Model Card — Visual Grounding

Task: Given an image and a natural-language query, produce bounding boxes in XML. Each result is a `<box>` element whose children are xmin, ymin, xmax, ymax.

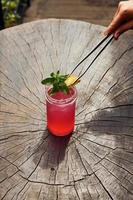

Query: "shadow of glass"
<box><xmin>33</xmin><ymin>131</ymin><xmax>72</xmax><ymax>170</ymax></box>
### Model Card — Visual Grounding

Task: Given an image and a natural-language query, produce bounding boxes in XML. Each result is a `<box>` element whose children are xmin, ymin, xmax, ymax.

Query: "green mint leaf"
<box><xmin>59</xmin><ymin>83</ymin><xmax>69</xmax><ymax>94</ymax></box>
<box><xmin>60</xmin><ymin>75</ymin><xmax>68</xmax><ymax>80</ymax></box>
<box><xmin>50</xmin><ymin>72</ymin><xmax>54</xmax><ymax>77</ymax></box>
<box><xmin>63</xmin><ymin>84</ymin><xmax>69</xmax><ymax>93</ymax></box>
<box><xmin>41</xmin><ymin>71</ymin><xmax>70</xmax><ymax>94</ymax></box>
<box><xmin>41</xmin><ymin>78</ymin><xmax>54</xmax><ymax>85</ymax></box>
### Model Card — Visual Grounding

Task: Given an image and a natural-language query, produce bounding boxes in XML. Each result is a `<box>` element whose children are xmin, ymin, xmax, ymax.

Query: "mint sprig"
<box><xmin>41</xmin><ymin>71</ymin><xmax>69</xmax><ymax>94</ymax></box>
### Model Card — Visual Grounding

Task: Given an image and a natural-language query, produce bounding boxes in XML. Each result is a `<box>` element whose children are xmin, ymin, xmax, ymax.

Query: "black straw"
<box><xmin>70</xmin><ymin>35</ymin><xmax>110</xmax><ymax>75</ymax></box>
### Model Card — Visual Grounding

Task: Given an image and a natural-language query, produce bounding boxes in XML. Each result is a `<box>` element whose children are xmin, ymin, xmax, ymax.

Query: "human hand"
<box><xmin>104</xmin><ymin>0</ymin><xmax>133</xmax><ymax>39</ymax></box>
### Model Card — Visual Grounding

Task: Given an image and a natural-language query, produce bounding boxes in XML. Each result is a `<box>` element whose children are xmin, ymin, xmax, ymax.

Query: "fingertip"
<box><xmin>104</xmin><ymin>25</ymin><xmax>114</xmax><ymax>36</ymax></box>
<box><xmin>114</xmin><ymin>31</ymin><xmax>120</xmax><ymax>39</ymax></box>
<box><xmin>104</xmin><ymin>30</ymin><xmax>109</xmax><ymax>36</ymax></box>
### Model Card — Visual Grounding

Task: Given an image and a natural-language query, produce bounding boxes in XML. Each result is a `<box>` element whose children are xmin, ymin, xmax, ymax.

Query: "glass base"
<box><xmin>47</xmin><ymin>127</ymin><xmax>73</xmax><ymax>137</ymax></box>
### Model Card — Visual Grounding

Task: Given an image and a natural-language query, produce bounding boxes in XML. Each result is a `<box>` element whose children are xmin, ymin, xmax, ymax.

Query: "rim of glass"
<box><xmin>45</xmin><ymin>86</ymin><xmax>77</xmax><ymax>105</ymax></box>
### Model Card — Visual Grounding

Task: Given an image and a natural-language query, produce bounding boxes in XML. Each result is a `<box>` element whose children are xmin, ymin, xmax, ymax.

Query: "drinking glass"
<box><xmin>45</xmin><ymin>86</ymin><xmax>77</xmax><ymax>136</ymax></box>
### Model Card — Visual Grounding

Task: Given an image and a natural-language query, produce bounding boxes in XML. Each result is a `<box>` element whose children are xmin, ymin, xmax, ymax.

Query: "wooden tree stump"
<box><xmin>0</xmin><ymin>19</ymin><xmax>133</xmax><ymax>200</ymax></box>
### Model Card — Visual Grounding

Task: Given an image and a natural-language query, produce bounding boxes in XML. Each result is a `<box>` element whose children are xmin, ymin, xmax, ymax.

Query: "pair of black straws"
<box><xmin>70</xmin><ymin>35</ymin><xmax>114</xmax><ymax>82</ymax></box>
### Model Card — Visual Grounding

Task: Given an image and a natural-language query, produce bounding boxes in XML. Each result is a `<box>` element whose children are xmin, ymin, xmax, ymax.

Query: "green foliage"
<box><xmin>2</xmin><ymin>0</ymin><xmax>20</xmax><ymax>27</ymax></box>
<box><xmin>41</xmin><ymin>71</ymin><xmax>69</xmax><ymax>95</ymax></box>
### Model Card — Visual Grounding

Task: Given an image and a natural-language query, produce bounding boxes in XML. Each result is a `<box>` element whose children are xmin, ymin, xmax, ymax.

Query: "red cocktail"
<box><xmin>45</xmin><ymin>87</ymin><xmax>77</xmax><ymax>136</ymax></box>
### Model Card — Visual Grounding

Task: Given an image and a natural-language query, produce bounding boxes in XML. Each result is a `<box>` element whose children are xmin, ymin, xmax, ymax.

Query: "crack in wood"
<box><xmin>1</xmin><ymin>180</ymin><xmax>21</xmax><ymax>200</ymax></box>
<box><xmin>83</xmin><ymin>46</ymin><xmax>133</xmax><ymax>107</ymax></box>
<box><xmin>94</xmin><ymin>153</ymin><xmax>111</xmax><ymax>166</ymax></box>
<box><xmin>37</xmin><ymin>185</ymin><xmax>43</xmax><ymax>200</ymax></box>
<box><xmin>0</xmin><ymin>70</ymin><xmax>13</xmax><ymax>83</ymax></box>
<box><xmin>0</xmin><ymin>169</ymin><xmax>19</xmax><ymax>184</ymax></box>
<box><xmin>20</xmin><ymin>26</ymin><xmax>44</xmax><ymax>79</ymax></box>
<box><xmin>50</xmin><ymin>23</ymin><xmax>59</xmax><ymax>61</ymax></box>
<box><xmin>1</xmin><ymin>129</ymin><xmax>45</xmax><ymax>135</ymax></box>
<box><xmin>18</xmin><ymin>71</ymin><xmax>44</xmax><ymax>107</ymax></box>
<box><xmin>19</xmin><ymin>174</ymin><xmax>65</xmax><ymax>186</ymax></box>
<box><xmin>73</xmin><ymin>180</ymin><xmax>81</xmax><ymax>200</ymax></box>
<box><xmin>1</xmin><ymin>106</ymin><xmax>45</xmax><ymax>123</ymax></box>
<box><xmin>73</xmin><ymin>141</ymin><xmax>89</xmax><ymax>175</ymax></box>
<box><xmin>0</xmin><ymin>155</ymin><xmax>22</xmax><ymax>172</ymax></box>
<box><xmin>56</xmin><ymin>186</ymin><xmax>58</xmax><ymax>200</ymax></box>
<box><xmin>11</xmin><ymin>33</ymin><xmax>42</xmax><ymax>87</ymax></box>
<box><xmin>76</xmin><ymin>129</ymin><xmax>133</xmax><ymax>140</ymax></box>
<box><xmin>19</xmin><ymin>164</ymin><xmax>100</xmax><ymax>188</ymax></box>
<box><xmin>94</xmin><ymin>172</ymin><xmax>114</xmax><ymax>200</ymax></box>
<box><xmin>109</xmin><ymin>153</ymin><xmax>133</xmax><ymax>164</ymax></box>
<box><xmin>1</xmin><ymin>92</ymin><xmax>43</xmax><ymax>117</ymax></box>
<box><xmin>75</xmin><ymin>122</ymin><xmax>133</xmax><ymax>130</ymax></box>
<box><xmin>111</xmin><ymin>86</ymin><xmax>133</xmax><ymax>101</ymax></box>
<box><xmin>11</xmin><ymin>184</ymin><xmax>31</xmax><ymax>200</ymax></box>
<box><xmin>106</xmin><ymin>79</ymin><xmax>120</xmax><ymax>95</ymax></box>
<box><xmin>0</xmin><ymin>135</ymin><xmax>43</xmax><ymax>155</ymax></box>
<box><xmin>74</xmin><ymin>134</ymin><xmax>116</xmax><ymax>150</ymax></box>
<box><xmin>72</xmin><ymin>136</ymin><xmax>102</xmax><ymax>159</ymax></box>
<box><xmin>99</xmin><ymin>162</ymin><xmax>133</xmax><ymax>196</ymax></box>
<box><xmin>37</xmin><ymin>27</ymin><xmax>55</xmax><ymax>71</ymax></box>
<box><xmin>0</xmin><ymin>134</ymin><xmax>26</xmax><ymax>142</ymax></box>
<box><xmin>18</xmin><ymin>134</ymin><xmax>49</xmax><ymax>167</ymax></box>
<box><xmin>0</xmin><ymin>149</ymin><xmax>28</xmax><ymax>172</ymax></box>
<box><xmin>54</xmin><ymin>150</ymin><xmax>61</xmax><ymax>185</ymax></box>
<box><xmin>77</xmin><ymin>100</ymin><xmax>133</xmax><ymax>121</ymax></box>
<box><xmin>2</xmin><ymin>81</ymin><xmax>45</xmax><ymax>111</ymax></box>
<box><xmin>104</xmin><ymin>157</ymin><xmax>133</xmax><ymax>176</ymax></box>
<box><xmin>0</xmin><ymin>135</ymin><xmax>45</xmax><ymax>174</ymax></box>
<box><xmin>15</xmin><ymin>181</ymin><xmax>29</xmax><ymax>200</ymax></box>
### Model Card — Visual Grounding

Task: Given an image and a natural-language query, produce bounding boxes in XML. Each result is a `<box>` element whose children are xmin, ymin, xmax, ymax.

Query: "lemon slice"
<box><xmin>65</xmin><ymin>75</ymin><xmax>80</xmax><ymax>87</ymax></box>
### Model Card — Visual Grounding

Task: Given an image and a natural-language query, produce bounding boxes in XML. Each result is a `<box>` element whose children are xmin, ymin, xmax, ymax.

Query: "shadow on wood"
<box><xmin>33</xmin><ymin>131</ymin><xmax>72</xmax><ymax>170</ymax></box>
<box><xmin>76</xmin><ymin>104</ymin><xmax>133</xmax><ymax>149</ymax></box>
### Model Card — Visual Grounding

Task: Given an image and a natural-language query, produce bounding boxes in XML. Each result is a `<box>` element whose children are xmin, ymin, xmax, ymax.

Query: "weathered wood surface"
<box><xmin>0</xmin><ymin>19</ymin><xmax>133</xmax><ymax>200</ymax></box>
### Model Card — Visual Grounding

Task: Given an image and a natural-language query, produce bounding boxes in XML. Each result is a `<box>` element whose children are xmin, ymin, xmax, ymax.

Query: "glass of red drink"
<box><xmin>45</xmin><ymin>86</ymin><xmax>77</xmax><ymax>136</ymax></box>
